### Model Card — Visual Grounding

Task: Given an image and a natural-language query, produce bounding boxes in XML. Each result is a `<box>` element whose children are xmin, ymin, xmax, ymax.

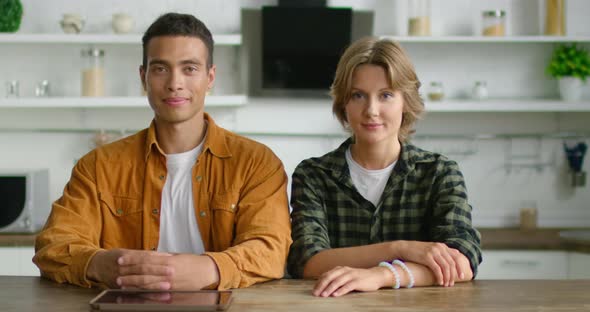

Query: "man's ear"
<box><xmin>139</xmin><ymin>65</ymin><xmax>147</xmax><ymax>91</ymax></box>
<box><xmin>207</xmin><ymin>64</ymin><xmax>216</xmax><ymax>90</ymax></box>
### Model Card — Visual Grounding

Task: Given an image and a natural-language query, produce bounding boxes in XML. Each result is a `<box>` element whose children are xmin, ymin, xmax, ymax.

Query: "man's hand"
<box><xmin>395</xmin><ymin>241</ymin><xmax>465</xmax><ymax>287</ymax></box>
<box><xmin>117</xmin><ymin>253</ymin><xmax>220</xmax><ymax>290</ymax></box>
<box><xmin>86</xmin><ymin>249</ymin><xmax>173</xmax><ymax>289</ymax></box>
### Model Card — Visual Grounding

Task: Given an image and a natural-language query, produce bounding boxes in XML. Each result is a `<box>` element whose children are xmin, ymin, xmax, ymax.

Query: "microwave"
<box><xmin>0</xmin><ymin>169</ymin><xmax>50</xmax><ymax>233</ymax></box>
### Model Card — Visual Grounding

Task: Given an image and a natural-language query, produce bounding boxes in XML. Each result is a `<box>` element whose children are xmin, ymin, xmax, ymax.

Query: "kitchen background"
<box><xmin>1</xmin><ymin>0</ymin><xmax>590</xmax><ymax>232</ymax></box>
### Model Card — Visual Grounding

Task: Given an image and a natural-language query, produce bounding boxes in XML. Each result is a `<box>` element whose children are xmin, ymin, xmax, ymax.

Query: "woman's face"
<box><xmin>345</xmin><ymin>64</ymin><xmax>404</xmax><ymax>147</ymax></box>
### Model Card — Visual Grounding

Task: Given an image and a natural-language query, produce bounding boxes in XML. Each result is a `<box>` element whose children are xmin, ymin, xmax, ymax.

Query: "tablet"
<box><xmin>89</xmin><ymin>289</ymin><xmax>233</xmax><ymax>311</ymax></box>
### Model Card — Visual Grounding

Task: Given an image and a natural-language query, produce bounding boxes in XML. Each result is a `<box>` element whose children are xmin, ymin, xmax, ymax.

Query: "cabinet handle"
<box><xmin>501</xmin><ymin>260</ymin><xmax>540</xmax><ymax>267</ymax></box>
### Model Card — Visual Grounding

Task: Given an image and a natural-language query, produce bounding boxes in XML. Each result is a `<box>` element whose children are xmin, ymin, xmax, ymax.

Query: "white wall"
<box><xmin>2</xmin><ymin>0</ymin><xmax>590</xmax><ymax>228</ymax></box>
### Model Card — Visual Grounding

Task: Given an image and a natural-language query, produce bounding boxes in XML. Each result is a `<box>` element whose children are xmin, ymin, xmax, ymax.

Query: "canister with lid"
<box><xmin>81</xmin><ymin>48</ymin><xmax>105</xmax><ymax>97</ymax></box>
<box><xmin>482</xmin><ymin>10</ymin><xmax>506</xmax><ymax>36</ymax></box>
<box><xmin>408</xmin><ymin>0</ymin><xmax>431</xmax><ymax>36</ymax></box>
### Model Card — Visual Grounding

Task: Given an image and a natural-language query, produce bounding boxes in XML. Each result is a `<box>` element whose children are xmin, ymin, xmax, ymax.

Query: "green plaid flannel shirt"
<box><xmin>287</xmin><ymin>138</ymin><xmax>482</xmax><ymax>278</ymax></box>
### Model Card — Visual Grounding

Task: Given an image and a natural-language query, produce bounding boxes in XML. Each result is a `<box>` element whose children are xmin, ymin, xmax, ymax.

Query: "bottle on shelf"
<box><xmin>408</xmin><ymin>0</ymin><xmax>431</xmax><ymax>36</ymax></box>
<box><xmin>427</xmin><ymin>81</ymin><xmax>444</xmax><ymax>101</ymax></box>
<box><xmin>472</xmin><ymin>81</ymin><xmax>488</xmax><ymax>100</ymax></box>
<box><xmin>81</xmin><ymin>48</ymin><xmax>105</xmax><ymax>97</ymax></box>
<box><xmin>544</xmin><ymin>0</ymin><xmax>565</xmax><ymax>36</ymax></box>
<box><xmin>482</xmin><ymin>10</ymin><xmax>506</xmax><ymax>36</ymax></box>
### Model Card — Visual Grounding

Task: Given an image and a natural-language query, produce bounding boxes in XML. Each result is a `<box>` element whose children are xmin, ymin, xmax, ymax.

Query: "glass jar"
<box><xmin>427</xmin><ymin>81</ymin><xmax>444</xmax><ymax>101</ymax></box>
<box><xmin>472</xmin><ymin>81</ymin><xmax>488</xmax><ymax>100</ymax></box>
<box><xmin>544</xmin><ymin>0</ymin><xmax>565</xmax><ymax>36</ymax></box>
<box><xmin>81</xmin><ymin>48</ymin><xmax>105</xmax><ymax>97</ymax></box>
<box><xmin>408</xmin><ymin>0</ymin><xmax>431</xmax><ymax>36</ymax></box>
<box><xmin>482</xmin><ymin>10</ymin><xmax>506</xmax><ymax>36</ymax></box>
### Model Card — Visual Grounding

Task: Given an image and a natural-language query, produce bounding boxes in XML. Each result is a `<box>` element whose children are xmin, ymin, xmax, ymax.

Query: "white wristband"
<box><xmin>393</xmin><ymin>259</ymin><xmax>415</xmax><ymax>288</ymax></box>
<box><xmin>378</xmin><ymin>261</ymin><xmax>400</xmax><ymax>289</ymax></box>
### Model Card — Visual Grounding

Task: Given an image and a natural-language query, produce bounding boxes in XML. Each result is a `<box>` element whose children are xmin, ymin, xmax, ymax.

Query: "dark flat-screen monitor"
<box><xmin>262</xmin><ymin>6</ymin><xmax>352</xmax><ymax>90</ymax></box>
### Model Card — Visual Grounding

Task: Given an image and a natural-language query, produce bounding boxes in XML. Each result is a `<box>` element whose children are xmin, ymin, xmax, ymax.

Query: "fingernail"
<box><xmin>116</xmin><ymin>277</ymin><xmax>122</xmax><ymax>286</ymax></box>
<box><xmin>460</xmin><ymin>273</ymin><xmax>465</xmax><ymax>279</ymax></box>
<box><xmin>322</xmin><ymin>291</ymin><xmax>328</xmax><ymax>297</ymax></box>
<box><xmin>117</xmin><ymin>257</ymin><xmax>124</xmax><ymax>265</ymax></box>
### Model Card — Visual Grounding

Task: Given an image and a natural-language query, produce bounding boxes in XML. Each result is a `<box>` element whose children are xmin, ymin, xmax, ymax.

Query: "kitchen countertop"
<box><xmin>1</xmin><ymin>276</ymin><xmax>589</xmax><ymax>312</ymax></box>
<box><xmin>2</xmin><ymin>228</ymin><xmax>590</xmax><ymax>252</ymax></box>
<box><xmin>479</xmin><ymin>228</ymin><xmax>590</xmax><ymax>253</ymax></box>
<box><xmin>0</xmin><ymin>234</ymin><xmax>36</xmax><ymax>247</ymax></box>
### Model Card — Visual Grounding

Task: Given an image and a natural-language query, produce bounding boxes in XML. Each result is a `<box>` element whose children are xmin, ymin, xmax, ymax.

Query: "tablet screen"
<box><xmin>90</xmin><ymin>290</ymin><xmax>232</xmax><ymax>311</ymax></box>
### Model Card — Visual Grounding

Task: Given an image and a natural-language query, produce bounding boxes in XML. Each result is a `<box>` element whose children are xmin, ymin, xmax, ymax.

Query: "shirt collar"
<box><xmin>144</xmin><ymin>113</ymin><xmax>232</xmax><ymax>162</ymax></box>
<box><xmin>316</xmin><ymin>138</ymin><xmax>430</xmax><ymax>179</ymax></box>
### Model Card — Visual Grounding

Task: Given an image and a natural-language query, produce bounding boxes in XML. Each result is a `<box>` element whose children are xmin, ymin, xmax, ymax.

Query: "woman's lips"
<box><xmin>362</xmin><ymin>123</ymin><xmax>382</xmax><ymax>130</ymax></box>
<box><xmin>164</xmin><ymin>97</ymin><xmax>188</xmax><ymax>107</ymax></box>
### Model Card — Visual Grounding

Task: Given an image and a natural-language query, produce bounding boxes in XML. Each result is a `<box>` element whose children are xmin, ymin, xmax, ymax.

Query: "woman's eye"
<box><xmin>351</xmin><ymin>92</ymin><xmax>363</xmax><ymax>99</ymax></box>
<box><xmin>382</xmin><ymin>92</ymin><xmax>394</xmax><ymax>100</ymax></box>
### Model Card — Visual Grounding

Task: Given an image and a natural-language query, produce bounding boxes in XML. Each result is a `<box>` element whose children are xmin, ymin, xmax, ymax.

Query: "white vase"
<box><xmin>558</xmin><ymin>77</ymin><xmax>584</xmax><ymax>102</ymax></box>
<box><xmin>112</xmin><ymin>14</ymin><xmax>134</xmax><ymax>34</ymax></box>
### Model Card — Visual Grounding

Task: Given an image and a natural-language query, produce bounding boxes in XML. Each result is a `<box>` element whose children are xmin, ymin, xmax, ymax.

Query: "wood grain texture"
<box><xmin>1</xmin><ymin>277</ymin><xmax>589</xmax><ymax>312</ymax></box>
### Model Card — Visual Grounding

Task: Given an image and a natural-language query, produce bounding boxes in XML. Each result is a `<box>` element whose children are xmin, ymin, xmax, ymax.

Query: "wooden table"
<box><xmin>1</xmin><ymin>276</ymin><xmax>589</xmax><ymax>311</ymax></box>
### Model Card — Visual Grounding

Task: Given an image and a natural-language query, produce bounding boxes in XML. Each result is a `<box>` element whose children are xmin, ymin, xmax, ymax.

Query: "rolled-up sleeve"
<box><xmin>287</xmin><ymin>162</ymin><xmax>331</xmax><ymax>278</ymax></box>
<box><xmin>33</xmin><ymin>151</ymin><xmax>103</xmax><ymax>288</ymax></box>
<box><xmin>429</xmin><ymin>160</ymin><xmax>482</xmax><ymax>277</ymax></box>
<box><xmin>205</xmin><ymin>151</ymin><xmax>292</xmax><ymax>289</ymax></box>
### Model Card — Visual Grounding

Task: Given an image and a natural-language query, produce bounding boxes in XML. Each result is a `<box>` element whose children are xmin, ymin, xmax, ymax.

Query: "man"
<box><xmin>33</xmin><ymin>13</ymin><xmax>292</xmax><ymax>290</ymax></box>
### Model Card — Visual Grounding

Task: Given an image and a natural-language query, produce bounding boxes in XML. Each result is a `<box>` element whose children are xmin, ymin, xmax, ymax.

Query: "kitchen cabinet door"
<box><xmin>0</xmin><ymin>247</ymin><xmax>39</xmax><ymax>276</ymax></box>
<box><xmin>476</xmin><ymin>250</ymin><xmax>568</xmax><ymax>280</ymax></box>
<box><xmin>0</xmin><ymin>247</ymin><xmax>21</xmax><ymax>276</ymax></box>
<box><xmin>568</xmin><ymin>252</ymin><xmax>590</xmax><ymax>279</ymax></box>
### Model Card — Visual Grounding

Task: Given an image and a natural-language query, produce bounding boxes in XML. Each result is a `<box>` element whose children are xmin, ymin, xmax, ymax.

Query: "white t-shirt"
<box><xmin>157</xmin><ymin>138</ymin><xmax>206</xmax><ymax>254</ymax></box>
<box><xmin>345</xmin><ymin>146</ymin><xmax>396</xmax><ymax>208</ymax></box>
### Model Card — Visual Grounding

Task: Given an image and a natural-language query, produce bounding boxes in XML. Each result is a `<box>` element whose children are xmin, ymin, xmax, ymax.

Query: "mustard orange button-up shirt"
<box><xmin>33</xmin><ymin>114</ymin><xmax>292</xmax><ymax>289</ymax></box>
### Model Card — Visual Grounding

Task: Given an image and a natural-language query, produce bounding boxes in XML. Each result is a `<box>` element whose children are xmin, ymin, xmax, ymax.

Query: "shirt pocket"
<box><xmin>98</xmin><ymin>192</ymin><xmax>142</xmax><ymax>248</ymax></box>
<box><xmin>210</xmin><ymin>194</ymin><xmax>238</xmax><ymax>251</ymax></box>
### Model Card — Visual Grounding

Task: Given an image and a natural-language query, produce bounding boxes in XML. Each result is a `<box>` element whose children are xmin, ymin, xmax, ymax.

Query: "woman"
<box><xmin>287</xmin><ymin>37</ymin><xmax>481</xmax><ymax>297</ymax></box>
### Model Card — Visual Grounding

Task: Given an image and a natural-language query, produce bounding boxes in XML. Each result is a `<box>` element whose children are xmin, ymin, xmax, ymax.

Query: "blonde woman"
<box><xmin>287</xmin><ymin>37</ymin><xmax>481</xmax><ymax>297</ymax></box>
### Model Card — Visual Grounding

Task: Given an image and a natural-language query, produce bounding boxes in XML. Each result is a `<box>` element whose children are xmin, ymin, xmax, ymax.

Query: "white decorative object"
<box><xmin>112</xmin><ymin>13</ymin><xmax>134</xmax><ymax>34</ymax></box>
<box><xmin>558</xmin><ymin>77</ymin><xmax>583</xmax><ymax>102</ymax></box>
<box><xmin>60</xmin><ymin>14</ymin><xmax>84</xmax><ymax>34</ymax></box>
<box><xmin>472</xmin><ymin>81</ymin><xmax>488</xmax><ymax>100</ymax></box>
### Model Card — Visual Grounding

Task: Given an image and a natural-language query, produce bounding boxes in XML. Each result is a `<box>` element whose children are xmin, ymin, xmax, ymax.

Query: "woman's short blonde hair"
<box><xmin>331</xmin><ymin>37</ymin><xmax>424</xmax><ymax>142</ymax></box>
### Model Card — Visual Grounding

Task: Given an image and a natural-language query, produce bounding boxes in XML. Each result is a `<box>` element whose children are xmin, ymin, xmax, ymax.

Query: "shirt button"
<box><xmin>195</xmin><ymin>175</ymin><xmax>202</xmax><ymax>182</ymax></box>
<box><xmin>116</xmin><ymin>208</ymin><xmax>123</xmax><ymax>215</ymax></box>
<box><xmin>152</xmin><ymin>208</ymin><xmax>159</xmax><ymax>214</ymax></box>
<box><xmin>230</xmin><ymin>204</ymin><xmax>236</xmax><ymax>211</ymax></box>
<box><xmin>159</xmin><ymin>175</ymin><xmax>165</xmax><ymax>180</ymax></box>
<box><xmin>200</xmin><ymin>211</ymin><xmax>207</xmax><ymax>217</ymax></box>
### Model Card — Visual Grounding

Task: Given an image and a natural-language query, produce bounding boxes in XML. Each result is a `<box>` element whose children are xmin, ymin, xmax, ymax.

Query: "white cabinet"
<box><xmin>0</xmin><ymin>247</ymin><xmax>39</xmax><ymax>276</ymax></box>
<box><xmin>477</xmin><ymin>250</ymin><xmax>568</xmax><ymax>280</ymax></box>
<box><xmin>568</xmin><ymin>252</ymin><xmax>590</xmax><ymax>279</ymax></box>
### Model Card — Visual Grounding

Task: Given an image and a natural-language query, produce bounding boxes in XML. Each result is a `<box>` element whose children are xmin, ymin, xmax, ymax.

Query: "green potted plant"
<box><xmin>546</xmin><ymin>43</ymin><xmax>590</xmax><ymax>102</ymax></box>
<box><xmin>0</xmin><ymin>0</ymin><xmax>23</xmax><ymax>32</ymax></box>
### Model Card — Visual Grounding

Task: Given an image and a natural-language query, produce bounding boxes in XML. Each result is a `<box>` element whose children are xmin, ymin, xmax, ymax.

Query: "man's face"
<box><xmin>140</xmin><ymin>36</ymin><xmax>215</xmax><ymax>126</ymax></box>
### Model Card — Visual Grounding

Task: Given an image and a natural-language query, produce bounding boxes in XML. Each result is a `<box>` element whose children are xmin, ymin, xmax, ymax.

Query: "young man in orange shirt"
<box><xmin>34</xmin><ymin>13</ymin><xmax>292</xmax><ymax>290</ymax></box>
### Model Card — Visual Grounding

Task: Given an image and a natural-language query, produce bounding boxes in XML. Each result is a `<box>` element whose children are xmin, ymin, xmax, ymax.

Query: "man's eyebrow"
<box><xmin>148</xmin><ymin>59</ymin><xmax>168</xmax><ymax>66</ymax></box>
<box><xmin>179</xmin><ymin>59</ymin><xmax>204</xmax><ymax>66</ymax></box>
<box><xmin>148</xmin><ymin>58</ymin><xmax>204</xmax><ymax>66</ymax></box>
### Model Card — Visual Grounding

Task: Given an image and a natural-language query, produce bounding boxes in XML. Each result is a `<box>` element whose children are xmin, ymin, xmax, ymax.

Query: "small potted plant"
<box><xmin>0</xmin><ymin>0</ymin><xmax>23</xmax><ymax>32</ymax></box>
<box><xmin>546</xmin><ymin>43</ymin><xmax>590</xmax><ymax>102</ymax></box>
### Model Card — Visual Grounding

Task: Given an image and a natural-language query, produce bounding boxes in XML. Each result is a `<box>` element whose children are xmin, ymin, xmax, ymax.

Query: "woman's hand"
<box><xmin>312</xmin><ymin>266</ymin><xmax>392</xmax><ymax>297</ymax></box>
<box><xmin>396</xmin><ymin>241</ymin><xmax>464</xmax><ymax>287</ymax></box>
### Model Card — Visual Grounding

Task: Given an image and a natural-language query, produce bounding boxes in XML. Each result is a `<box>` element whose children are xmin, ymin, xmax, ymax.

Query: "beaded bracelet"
<box><xmin>393</xmin><ymin>259</ymin><xmax>415</xmax><ymax>288</ymax></box>
<box><xmin>378</xmin><ymin>261</ymin><xmax>400</xmax><ymax>289</ymax></box>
